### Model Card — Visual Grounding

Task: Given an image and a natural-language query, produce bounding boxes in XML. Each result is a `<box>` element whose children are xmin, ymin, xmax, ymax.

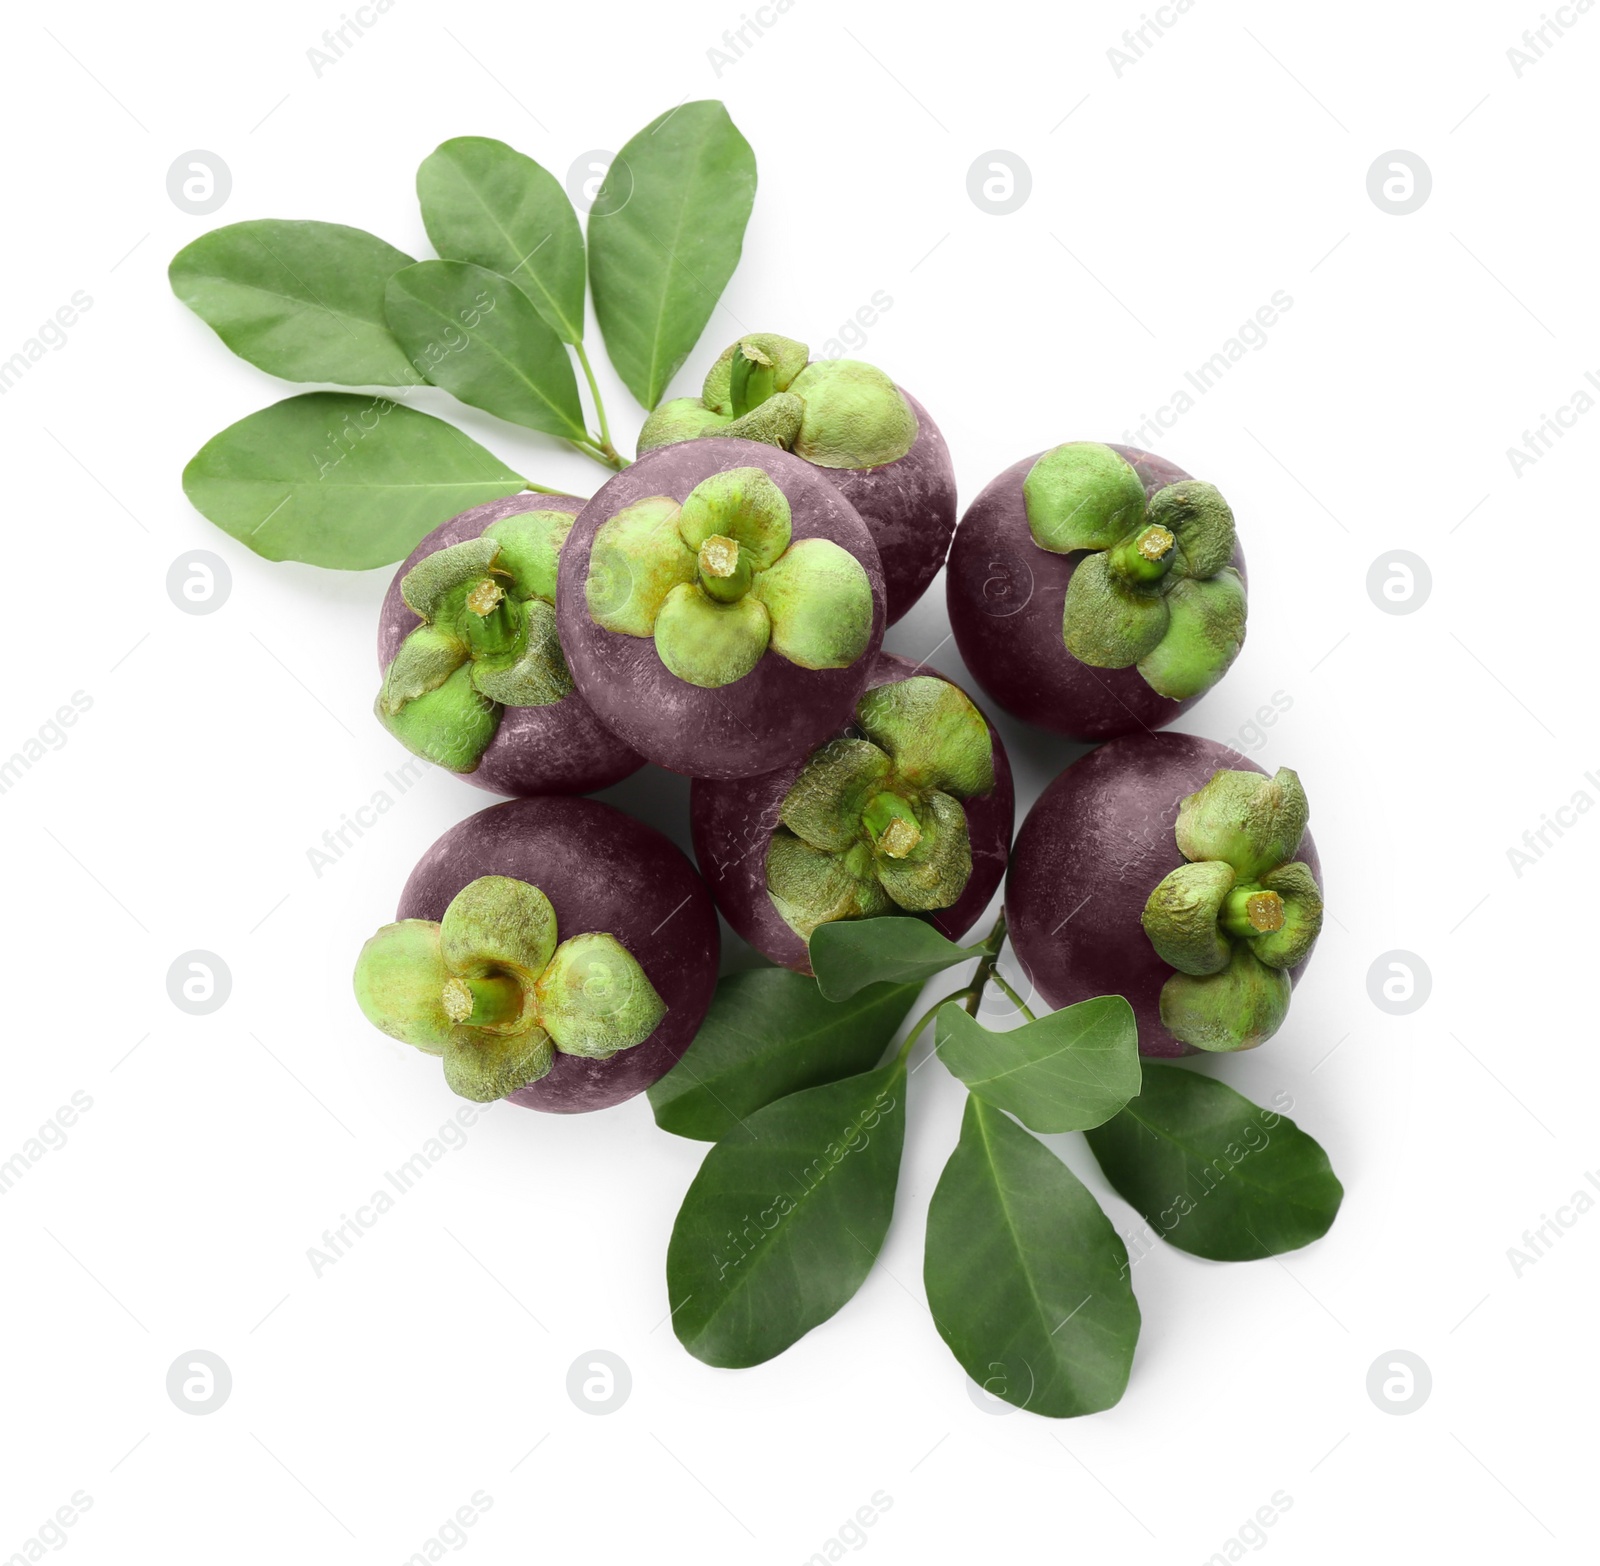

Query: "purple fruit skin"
<box><xmin>395</xmin><ymin>796</ymin><xmax>720</xmax><ymax>1113</ymax></box>
<box><xmin>946</xmin><ymin>444</ymin><xmax>1248</xmax><ymax>741</ymax></box>
<box><xmin>377</xmin><ymin>494</ymin><xmax>644</xmax><ymax>798</ymax></box>
<box><xmin>822</xmin><ymin>388</ymin><xmax>956</xmax><ymax>627</ymax></box>
<box><xmin>690</xmin><ymin>651</ymin><xmax>1015</xmax><ymax>974</ymax></box>
<box><xmin>1005</xmin><ymin>732</ymin><xmax>1320</xmax><ymax>1060</ymax></box>
<box><xmin>556</xmin><ymin>439</ymin><xmax>887</xmax><ymax>781</ymax></box>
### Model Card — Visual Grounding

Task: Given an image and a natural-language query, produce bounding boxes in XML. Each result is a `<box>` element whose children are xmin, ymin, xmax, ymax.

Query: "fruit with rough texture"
<box><xmin>556</xmin><ymin>438</ymin><xmax>886</xmax><ymax>779</ymax></box>
<box><xmin>691</xmin><ymin>652</ymin><xmax>1013</xmax><ymax>972</ymax></box>
<box><xmin>637</xmin><ymin>333</ymin><xmax>955</xmax><ymax>624</ymax></box>
<box><xmin>376</xmin><ymin>493</ymin><xmax>642</xmax><ymax>796</ymax></box>
<box><xmin>353</xmin><ymin>796</ymin><xmax>719</xmax><ymax>1112</ymax></box>
<box><xmin>947</xmin><ymin>443</ymin><xmax>1248</xmax><ymax>741</ymax></box>
<box><xmin>1006</xmin><ymin>733</ymin><xmax>1321</xmax><ymax>1059</ymax></box>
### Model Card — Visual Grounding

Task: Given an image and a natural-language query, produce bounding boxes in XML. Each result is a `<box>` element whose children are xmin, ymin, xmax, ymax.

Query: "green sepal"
<box><xmin>482</xmin><ymin>510</ymin><xmax>573</xmax><ymax>603</ymax></box>
<box><xmin>440</xmin><ymin>875</ymin><xmax>558</xmax><ymax>981</ymax></box>
<box><xmin>1175</xmin><ymin>767</ymin><xmax>1310</xmax><ymax>880</ymax></box>
<box><xmin>676</xmin><ymin>467</ymin><xmax>792</xmax><ymax>569</ymax></box>
<box><xmin>400</xmin><ymin>536</ymin><xmax>502</xmax><ymax>620</ymax></box>
<box><xmin>787</xmin><ymin>359</ymin><xmax>917</xmax><ymax>469</ymax></box>
<box><xmin>854</xmin><ymin>676</ymin><xmax>995</xmax><ymax>798</ymax></box>
<box><xmin>1136</xmin><ymin>568</ymin><xmax>1246</xmax><ymax>700</ymax></box>
<box><xmin>1159</xmin><ymin>947</ymin><xmax>1291</xmax><ymax>1052</ymax></box>
<box><xmin>535</xmin><ymin>932</ymin><xmax>667</xmax><ymax>1058</ymax></box>
<box><xmin>766</xmin><ymin>833</ymin><xmax>894</xmax><ymax>940</ymax></box>
<box><xmin>654</xmin><ymin>585</ymin><xmax>770</xmax><ymax>687</ymax></box>
<box><xmin>378</xmin><ymin>626</ymin><xmax>470</xmax><ymax>717</ymax></box>
<box><xmin>754</xmin><ymin>537</ymin><xmax>874</xmax><ymax>671</ymax></box>
<box><xmin>1149</xmin><ymin>480</ymin><xmax>1236</xmax><ymax>580</ymax></box>
<box><xmin>469</xmin><ymin>598</ymin><xmax>573</xmax><ymax>706</ymax></box>
<box><xmin>703</xmin><ymin>333</ymin><xmax>809</xmax><ymax>413</ymax></box>
<box><xmin>780</xmin><ymin>738</ymin><xmax>892</xmax><ymax>852</ymax></box>
<box><xmin>585</xmin><ymin>495</ymin><xmax>695</xmax><ymax>635</ymax></box>
<box><xmin>443</xmin><ymin>1026</ymin><xmax>554</xmax><ymax>1101</ymax></box>
<box><xmin>873</xmin><ymin>791</ymin><xmax>971</xmax><ymax>912</ymax></box>
<box><xmin>1141</xmin><ymin>860</ymin><xmax>1235</xmax><ymax>976</ymax></box>
<box><xmin>1254</xmin><ymin>861</ymin><xmax>1324</xmax><ymax>969</ymax></box>
<box><xmin>720</xmin><ymin>391</ymin><xmax>805</xmax><ymax>449</ymax></box>
<box><xmin>352</xmin><ymin>920</ymin><xmax>458</xmax><ymax>1055</ymax></box>
<box><xmin>1062</xmin><ymin>551</ymin><xmax>1170</xmax><ymax>668</ymax></box>
<box><xmin>637</xmin><ymin>398</ymin><xmax>729</xmax><ymax>453</ymax></box>
<box><xmin>1022</xmin><ymin>442</ymin><xmax>1148</xmax><ymax>554</ymax></box>
<box><xmin>375</xmin><ymin>661</ymin><xmax>499</xmax><ymax>772</ymax></box>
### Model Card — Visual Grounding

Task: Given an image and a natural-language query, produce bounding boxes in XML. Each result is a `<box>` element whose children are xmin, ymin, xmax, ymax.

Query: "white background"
<box><xmin>2</xmin><ymin>1</ymin><xmax>1591</xmax><ymax>1561</ymax></box>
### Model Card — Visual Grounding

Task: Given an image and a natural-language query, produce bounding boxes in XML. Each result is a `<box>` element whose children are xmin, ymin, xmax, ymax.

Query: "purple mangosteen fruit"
<box><xmin>1006</xmin><ymin>733</ymin><xmax>1322</xmax><ymax>1059</ymax></box>
<box><xmin>376</xmin><ymin>493</ymin><xmax>643</xmax><ymax>796</ymax></box>
<box><xmin>555</xmin><ymin>439</ymin><xmax>887</xmax><ymax>780</ymax></box>
<box><xmin>352</xmin><ymin>796</ymin><xmax>719</xmax><ymax>1113</ymax></box>
<box><xmin>636</xmin><ymin>333</ymin><xmax>955</xmax><ymax>624</ymax></box>
<box><xmin>946</xmin><ymin>442</ymin><xmax>1248</xmax><ymax>740</ymax></box>
<box><xmin>691</xmin><ymin>652</ymin><xmax>1013</xmax><ymax>973</ymax></box>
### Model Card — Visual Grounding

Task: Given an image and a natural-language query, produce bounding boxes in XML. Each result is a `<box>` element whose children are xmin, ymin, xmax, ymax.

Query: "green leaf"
<box><xmin>1083</xmin><ymin>1063</ymin><xmax>1343</xmax><ymax>1260</ymax></box>
<box><xmin>416</xmin><ymin>137</ymin><xmax>586</xmax><ymax>343</ymax></box>
<box><xmin>169</xmin><ymin>220</ymin><xmax>418</xmax><ymax>386</ymax></box>
<box><xmin>649</xmin><ymin>970</ymin><xmax>920</xmax><ymax>1141</ymax></box>
<box><xmin>588</xmin><ymin>101</ymin><xmax>757</xmax><ymax>409</ymax></box>
<box><xmin>925</xmin><ymin>1096</ymin><xmax>1140</xmax><ymax>1418</ymax></box>
<box><xmin>668</xmin><ymin>1064</ymin><xmax>906</xmax><ymax>1367</ymax></box>
<box><xmin>935</xmin><ymin>997</ymin><xmax>1140</xmax><ymax>1134</ymax></box>
<box><xmin>809</xmin><ymin>916</ymin><xmax>982</xmax><ymax>1002</ymax></box>
<box><xmin>384</xmin><ymin>262</ymin><xmax>587</xmax><ymax>442</ymax></box>
<box><xmin>182</xmin><ymin>392</ymin><xmax>527</xmax><ymax>569</ymax></box>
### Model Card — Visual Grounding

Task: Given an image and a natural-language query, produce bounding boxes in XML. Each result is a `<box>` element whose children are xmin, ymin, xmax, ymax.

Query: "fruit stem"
<box><xmin>862</xmin><ymin>793</ymin><xmax>922</xmax><ymax>859</ymax></box>
<box><xmin>441</xmin><ymin>974</ymin><xmax>523</xmax><ymax>1028</ymax></box>
<box><xmin>1107</xmin><ymin>523</ymin><xmax>1177</xmax><ymax>586</ymax></box>
<box><xmin>1220</xmin><ymin>885</ymin><xmax>1285</xmax><ymax>940</ymax></box>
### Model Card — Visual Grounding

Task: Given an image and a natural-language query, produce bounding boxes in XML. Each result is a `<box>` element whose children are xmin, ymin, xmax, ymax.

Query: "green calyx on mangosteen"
<box><xmin>352</xmin><ymin>874</ymin><xmax>666</xmax><ymax>1102</ymax></box>
<box><xmin>1140</xmin><ymin>768</ymin><xmax>1324</xmax><ymax>1053</ymax></box>
<box><xmin>765</xmin><ymin>675</ymin><xmax>997</xmax><ymax>939</ymax></box>
<box><xmin>584</xmin><ymin>465</ymin><xmax>873</xmax><ymax>688</ymax></box>
<box><xmin>1022</xmin><ymin>442</ymin><xmax>1247</xmax><ymax>701</ymax></box>
<box><xmin>377</xmin><ymin>511</ymin><xmax>577</xmax><ymax>771</ymax></box>
<box><xmin>636</xmin><ymin>333</ymin><xmax>918</xmax><ymax>471</ymax></box>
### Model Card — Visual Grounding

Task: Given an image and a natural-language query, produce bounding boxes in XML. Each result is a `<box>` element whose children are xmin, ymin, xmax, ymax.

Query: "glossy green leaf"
<box><xmin>169</xmin><ymin>220</ymin><xmax>417</xmax><ymax>386</ymax></box>
<box><xmin>588</xmin><ymin>101</ymin><xmax>757</xmax><ymax>409</ymax></box>
<box><xmin>1084</xmin><ymin>1063</ymin><xmax>1343</xmax><ymax>1260</ymax></box>
<box><xmin>384</xmin><ymin>262</ymin><xmax>587</xmax><ymax>441</ymax></box>
<box><xmin>182</xmin><ymin>392</ymin><xmax>527</xmax><ymax>569</ymax></box>
<box><xmin>649</xmin><ymin>969</ymin><xmax>920</xmax><ymax>1141</ymax></box>
<box><xmin>416</xmin><ymin>136</ymin><xmax>586</xmax><ymax>342</ymax></box>
<box><xmin>809</xmin><ymin>916</ymin><xmax>982</xmax><ymax>1002</ymax></box>
<box><xmin>668</xmin><ymin>1064</ymin><xmax>906</xmax><ymax>1368</ymax></box>
<box><xmin>925</xmin><ymin>1096</ymin><xmax>1140</xmax><ymax>1418</ymax></box>
<box><xmin>935</xmin><ymin>997</ymin><xmax>1140</xmax><ymax>1134</ymax></box>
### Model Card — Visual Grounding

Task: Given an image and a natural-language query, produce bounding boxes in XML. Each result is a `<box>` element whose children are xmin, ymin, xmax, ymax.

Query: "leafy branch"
<box><xmin>170</xmin><ymin>104</ymin><xmax>756</xmax><ymax>570</ymax></box>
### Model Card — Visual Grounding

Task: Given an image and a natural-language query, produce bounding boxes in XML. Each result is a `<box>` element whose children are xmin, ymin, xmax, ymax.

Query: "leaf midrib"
<box><xmin>445</xmin><ymin>158</ymin><xmax>580</xmax><ymax>341</ymax></box>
